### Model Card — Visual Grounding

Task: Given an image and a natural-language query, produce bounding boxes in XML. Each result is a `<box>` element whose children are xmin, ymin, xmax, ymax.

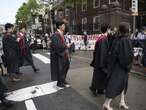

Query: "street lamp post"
<box><xmin>49</xmin><ymin>3</ymin><xmax>54</xmax><ymax>34</ymax></box>
<box><xmin>41</xmin><ymin>0</ymin><xmax>54</xmax><ymax>34</ymax></box>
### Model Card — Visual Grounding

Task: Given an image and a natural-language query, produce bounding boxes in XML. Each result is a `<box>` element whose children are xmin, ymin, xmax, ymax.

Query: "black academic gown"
<box><xmin>2</xmin><ymin>35</ymin><xmax>20</xmax><ymax>73</ymax></box>
<box><xmin>50</xmin><ymin>32</ymin><xmax>70</xmax><ymax>83</ymax></box>
<box><xmin>90</xmin><ymin>35</ymin><xmax>109</xmax><ymax>91</ymax></box>
<box><xmin>106</xmin><ymin>35</ymin><xmax>133</xmax><ymax>98</ymax></box>
<box><xmin>18</xmin><ymin>35</ymin><xmax>35</xmax><ymax>68</ymax></box>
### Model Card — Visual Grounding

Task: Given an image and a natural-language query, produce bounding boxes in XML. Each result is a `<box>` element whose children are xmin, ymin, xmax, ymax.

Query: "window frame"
<box><xmin>82</xmin><ymin>0</ymin><xmax>87</xmax><ymax>11</ymax></box>
<box><xmin>82</xmin><ymin>17</ymin><xmax>87</xmax><ymax>32</ymax></box>
<box><xmin>93</xmin><ymin>0</ymin><xmax>100</xmax><ymax>8</ymax></box>
<box><xmin>93</xmin><ymin>16</ymin><xmax>101</xmax><ymax>32</ymax></box>
<box><xmin>65</xmin><ymin>8</ymin><xmax>70</xmax><ymax>16</ymax></box>
<box><xmin>109</xmin><ymin>0</ymin><xmax>116</xmax><ymax>4</ymax></box>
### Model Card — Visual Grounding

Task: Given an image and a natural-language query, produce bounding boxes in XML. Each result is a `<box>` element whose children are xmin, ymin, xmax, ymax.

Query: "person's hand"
<box><xmin>16</xmin><ymin>38</ymin><xmax>20</xmax><ymax>42</ymax></box>
<box><xmin>66</xmin><ymin>43</ymin><xmax>70</xmax><ymax>48</ymax></box>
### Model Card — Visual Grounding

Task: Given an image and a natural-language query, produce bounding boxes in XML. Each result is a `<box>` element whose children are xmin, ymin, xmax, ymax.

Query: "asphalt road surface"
<box><xmin>0</xmin><ymin>50</ymin><xmax>146</xmax><ymax>110</ymax></box>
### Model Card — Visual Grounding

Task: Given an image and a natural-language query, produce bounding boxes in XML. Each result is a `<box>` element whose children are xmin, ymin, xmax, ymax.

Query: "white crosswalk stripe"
<box><xmin>6</xmin><ymin>81</ymin><xmax>63</xmax><ymax>102</ymax></box>
<box><xmin>25</xmin><ymin>99</ymin><xmax>37</xmax><ymax>110</ymax></box>
<box><xmin>46</xmin><ymin>52</ymin><xmax>50</xmax><ymax>55</ymax></box>
<box><xmin>32</xmin><ymin>53</ymin><xmax>50</xmax><ymax>64</ymax></box>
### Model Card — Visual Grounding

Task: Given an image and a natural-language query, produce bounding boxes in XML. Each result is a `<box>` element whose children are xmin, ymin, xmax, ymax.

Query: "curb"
<box><xmin>130</xmin><ymin>70</ymin><xmax>146</xmax><ymax>77</ymax></box>
<box><xmin>73</xmin><ymin>54</ymin><xmax>146</xmax><ymax>77</ymax></box>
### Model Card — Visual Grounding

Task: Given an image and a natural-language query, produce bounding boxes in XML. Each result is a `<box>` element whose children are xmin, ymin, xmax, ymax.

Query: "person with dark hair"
<box><xmin>2</xmin><ymin>23</ymin><xmax>21</xmax><ymax>81</ymax></box>
<box><xmin>102</xmin><ymin>22</ymin><xmax>133</xmax><ymax>110</ymax></box>
<box><xmin>17</xmin><ymin>26</ymin><xmax>39</xmax><ymax>72</ymax></box>
<box><xmin>89</xmin><ymin>23</ymin><xmax>109</xmax><ymax>96</ymax></box>
<box><xmin>0</xmin><ymin>23</ymin><xmax>19</xmax><ymax>107</ymax></box>
<box><xmin>83</xmin><ymin>31</ymin><xmax>88</xmax><ymax>51</ymax></box>
<box><xmin>50</xmin><ymin>21</ymin><xmax>70</xmax><ymax>88</ymax></box>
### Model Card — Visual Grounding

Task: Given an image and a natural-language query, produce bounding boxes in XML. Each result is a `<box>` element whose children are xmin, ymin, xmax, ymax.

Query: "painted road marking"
<box><xmin>33</xmin><ymin>54</ymin><xmax>50</xmax><ymax>64</ymax></box>
<box><xmin>6</xmin><ymin>81</ymin><xmax>63</xmax><ymax>102</ymax></box>
<box><xmin>46</xmin><ymin>52</ymin><xmax>75</xmax><ymax>62</ymax></box>
<box><xmin>46</xmin><ymin>52</ymin><xmax>50</xmax><ymax>55</ymax></box>
<box><xmin>25</xmin><ymin>99</ymin><xmax>37</xmax><ymax>110</ymax></box>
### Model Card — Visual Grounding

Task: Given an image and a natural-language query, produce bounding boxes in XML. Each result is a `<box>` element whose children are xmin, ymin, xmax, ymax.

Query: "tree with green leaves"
<box><xmin>15</xmin><ymin>0</ymin><xmax>39</xmax><ymax>25</ymax></box>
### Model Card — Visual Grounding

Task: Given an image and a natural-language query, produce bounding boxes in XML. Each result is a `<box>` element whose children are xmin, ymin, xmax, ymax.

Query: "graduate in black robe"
<box><xmin>17</xmin><ymin>26</ymin><xmax>39</xmax><ymax>73</ymax></box>
<box><xmin>2</xmin><ymin>23</ymin><xmax>21</xmax><ymax>82</ymax></box>
<box><xmin>50</xmin><ymin>21</ymin><xmax>70</xmax><ymax>88</ymax></box>
<box><xmin>0</xmin><ymin>23</ymin><xmax>16</xmax><ymax>107</ymax></box>
<box><xmin>90</xmin><ymin>24</ymin><xmax>109</xmax><ymax>96</ymax></box>
<box><xmin>103</xmin><ymin>22</ymin><xmax>133</xmax><ymax>110</ymax></box>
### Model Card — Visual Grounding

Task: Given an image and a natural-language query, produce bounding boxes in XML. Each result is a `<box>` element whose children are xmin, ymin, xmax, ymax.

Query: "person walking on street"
<box><xmin>102</xmin><ymin>22</ymin><xmax>133</xmax><ymax>110</ymax></box>
<box><xmin>50</xmin><ymin>21</ymin><xmax>70</xmax><ymax>88</ymax></box>
<box><xmin>2</xmin><ymin>23</ymin><xmax>21</xmax><ymax>82</ymax></box>
<box><xmin>0</xmin><ymin>76</ymin><xmax>14</xmax><ymax>107</ymax></box>
<box><xmin>17</xmin><ymin>25</ymin><xmax>39</xmax><ymax>72</ymax></box>
<box><xmin>44</xmin><ymin>33</ymin><xmax>49</xmax><ymax>49</ymax></box>
<box><xmin>83</xmin><ymin>31</ymin><xmax>88</xmax><ymax>51</ymax></box>
<box><xmin>90</xmin><ymin>24</ymin><xmax>109</xmax><ymax>96</ymax></box>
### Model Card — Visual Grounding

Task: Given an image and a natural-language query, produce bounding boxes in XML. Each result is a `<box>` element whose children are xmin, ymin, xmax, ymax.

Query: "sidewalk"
<box><xmin>72</xmin><ymin>51</ymin><xmax>146</xmax><ymax>77</ymax></box>
<box><xmin>67</xmin><ymin>66</ymin><xmax>146</xmax><ymax>110</ymax></box>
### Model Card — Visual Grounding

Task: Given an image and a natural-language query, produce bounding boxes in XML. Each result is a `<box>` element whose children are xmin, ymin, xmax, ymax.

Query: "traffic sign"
<box><xmin>131</xmin><ymin>0</ymin><xmax>138</xmax><ymax>16</ymax></box>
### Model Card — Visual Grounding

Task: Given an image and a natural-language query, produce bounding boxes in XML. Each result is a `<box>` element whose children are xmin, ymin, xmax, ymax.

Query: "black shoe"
<box><xmin>97</xmin><ymin>89</ymin><xmax>105</xmax><ymax>95</ymax></box>
<box><xmin>34</xmin><ymin>68</ymin><xmax>40</xmax><ymax>72</ymax></box>
<box><xmin>57</xmin><ymin>83</ymin><xmax>66</xmax><ymax>88</ymax></box>
<box><xmin>1</xmin><ymin>98</ymin><xmax>14</xmax><ymax>107</ymax></box>
<box><xmin>16</xmin><ymin>72</ymin><xmax>23</xmax><ymax>75</ymax></box>
<box><xmin>89</xmin><ymin>87</ymin><xmax>97</xmax><ymax>96</ymax></box>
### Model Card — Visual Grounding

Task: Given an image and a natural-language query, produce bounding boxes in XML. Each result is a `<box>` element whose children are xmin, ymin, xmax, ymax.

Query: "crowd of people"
<box><xmin>0</xmin><ymin>21</ymin><xmax>135</xmax><ymax>110</ymax></box>
<box><xmin>50</xmin><ymin>21</ymin><xmax>134</xmax><ymax>110</ymax></box>
<box><xmin>0</xmin><ymin>23</ymin><xmax>39</xmax><ymax>107</ymax></box>
<box><xmin>131</xmin><ymin>27</ymin><xmax>146</xmax><ymax>70</ymax></box>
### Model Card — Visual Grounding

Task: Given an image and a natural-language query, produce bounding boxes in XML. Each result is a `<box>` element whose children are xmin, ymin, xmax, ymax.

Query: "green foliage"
<box><xmin>15</xmin><ymin>0</ymin><xmax>39</xmax><ymax>24</ymax></box>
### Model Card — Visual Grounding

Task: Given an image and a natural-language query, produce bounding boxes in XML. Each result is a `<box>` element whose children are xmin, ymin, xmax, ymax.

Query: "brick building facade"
<box><xmin>64</xmin><ymin>0</ymin><xmax>131</xmax><ymax>34</ymax></box>
<box><xmin>50</xmin><ymin>0</ymin><xmax>132</xmax><ymax>34</ymax></box>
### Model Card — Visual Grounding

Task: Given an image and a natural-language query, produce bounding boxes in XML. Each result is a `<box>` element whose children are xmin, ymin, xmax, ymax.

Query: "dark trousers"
<box><xmin>58</xmin><ymin>58</ymin><xmax>70</xmax><ymax>84</ymax></box>
<box><xmin>0</xmin><ymin>77</ymin><xmax>7</xmax><ymax>100</ymax></box>
<box><xmin>24</xmin><ymin>55</ymin><xmax>36</xmax><ymax>70</ymax></box>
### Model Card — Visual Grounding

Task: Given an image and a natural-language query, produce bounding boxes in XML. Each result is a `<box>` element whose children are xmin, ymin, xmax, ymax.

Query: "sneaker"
<box><xmin>10</xmin><ymin>77</ymin><xmax>21</xmax><ymax>82</ymax></box>
<box><xmin>97</xmin><ymin>89</ymin><xmax>105</xmax><ymax>95</ymax></box>
<box><xmin>89</xmin><ymin>87</ymin><xmax>97</xmax><ymax>96</ymax></box>
<box><xmin>64</xmin><ymin>81</ymin><xmax>71</xmax><ymax>87</ymax></box>
<box><xmin>34</xmin><ymin>68</ymin><xmax>40</xmax><ymax>72</ymax></box>
<box><xmin>57</xmin><ymin>83</ymin><xmax>66</xmax><ymax>88</ymax></box>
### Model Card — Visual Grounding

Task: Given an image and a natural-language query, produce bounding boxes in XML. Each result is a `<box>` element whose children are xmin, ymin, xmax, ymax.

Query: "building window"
<box><xmin>82</xmin><ymin>17</ymin><xmax>87</xmax><ymax>32</ymax></box>
<box><xmin>109</xmin><ymin>0</ymin><xmax>116</xmax><ymax>4</ymax></box>
<box><xmin>82</xmin><ymin>0</ymin><xmax>87</xmax><ymax>11</ymax></box>
<box><xmin>93</xmin><ymin>0</ymin><xmax>100</xmax><ymax>8</ymax></box>
<box><xmin>93</xmin><ymin>16</ymin><xmax>101</xmax><ymax>31</ymax></box>
<box><xmin>65</xmin><ymin>8</ymin><xmax>70</xmax><ymax>16</ymax></box>
<box><xmin>58</xmin><ymin>10</ymin><xmax>64</xmax><ymax>20</ymax></box>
